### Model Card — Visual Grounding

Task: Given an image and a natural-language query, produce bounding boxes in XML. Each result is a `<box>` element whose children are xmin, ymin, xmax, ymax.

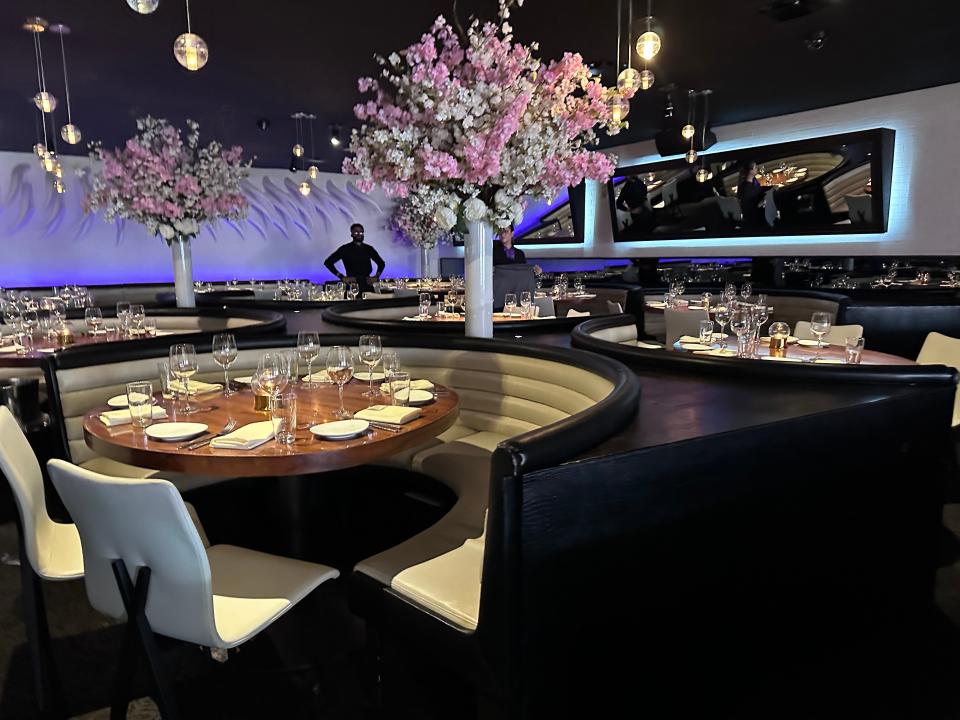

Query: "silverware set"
<box><xmin>178</xmin><ymin>419</ymin><xmax>238</xmax><ymax>450</ymax></box>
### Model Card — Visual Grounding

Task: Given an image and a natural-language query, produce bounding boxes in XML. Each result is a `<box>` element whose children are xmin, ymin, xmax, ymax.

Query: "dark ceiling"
<box><xmin>1</xmin><ymin>0</ymin><xmax>958</xmax><ymax>169</ymax></box>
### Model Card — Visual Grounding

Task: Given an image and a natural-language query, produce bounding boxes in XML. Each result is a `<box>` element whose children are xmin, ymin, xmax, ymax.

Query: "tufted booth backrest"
<box><xmin>52</xmin><ymin>343</ymin><xmax>615</xmax><ymax>465</ymax></box>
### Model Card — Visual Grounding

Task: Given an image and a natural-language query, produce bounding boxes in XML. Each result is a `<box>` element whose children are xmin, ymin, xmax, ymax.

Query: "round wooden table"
<box><xmin>670</xmin><ymin>339</ymin><xmax>914</xmax><ymax>365</ymax></box>
<box><xmin>83</xmin><ymin>381</ymin><xmax>459</xmax><ymax>477</ymax></box>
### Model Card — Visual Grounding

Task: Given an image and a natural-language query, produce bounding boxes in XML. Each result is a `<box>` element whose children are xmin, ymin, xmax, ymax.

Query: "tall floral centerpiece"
<box><xmin>85</xmin><ymin>117</ymin><xmax>250</xmax><ymax>308</ymax></box>
<box><xmin>389</xmin><ymin>190</ymin><xmax>462</xmax><ymax>277</ymax></box>
<box><xmin>344</xmin><ymin>0</ymin><xmax>622</xmax><ymax>336</ymax></box>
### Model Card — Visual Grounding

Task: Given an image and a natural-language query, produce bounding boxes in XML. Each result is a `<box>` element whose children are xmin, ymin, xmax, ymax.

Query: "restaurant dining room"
<box><xmin>1</xmin><ymin>0</ymin><xmax>960</xmax><ymax>717</ymax></box>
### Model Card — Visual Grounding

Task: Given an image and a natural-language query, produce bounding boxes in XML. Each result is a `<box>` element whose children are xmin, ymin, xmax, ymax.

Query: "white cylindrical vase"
<box><xmin>170</xmin><ymin>235</ymin><xmax>196</xmax><ymax>308</ymax></box>
<box><xmin>464</xmin><ymin>220</ymin><xmax>493</xmax><ymax>338</ymax></box>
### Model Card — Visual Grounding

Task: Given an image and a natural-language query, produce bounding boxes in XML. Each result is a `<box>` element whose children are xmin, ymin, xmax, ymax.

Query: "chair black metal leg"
<box><xmin>109</xmin><ymin>612</ymin><xmax>141</xmax><ymax>720</ymax></box>
<box><xmin>19</xmin><ymin>527</ymin><xmax>66</xmax><ymax>719</ymax></box>
<box><xmin>111</xmin><ymin>560</ymin><xmax>181</xmax><ymax>720</ymax></box>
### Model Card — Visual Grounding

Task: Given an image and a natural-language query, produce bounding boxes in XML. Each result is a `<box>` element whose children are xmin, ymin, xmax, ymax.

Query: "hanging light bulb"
<box><xmin>639</xmin><ymin>68</ymin><xmax>655</xmax><ymax>90</ymax></box>
<box><xmin>685</xmin><ymin>148</ymin><xmax>698</xmax><ymax>164</ymax></box>
<box><xmin>42</xmin><ymin>152</ymin><xmax>57</xmax><ymax>173</ymax></box>
<box><xmin>34</xmin><ymin>91</ymin><xmax>57</xmax><ymax>113</ymax></box>
<box><xmin>292</xmin><ymin>143</ymin><xmax>304</xmax><ymax>157</ymax></box>
<box><xmin>51</xmin><ymin>24</ymin><xmax>82</xmax><ymax>145</ymax></box>
<box><xmin>681</xmin><ymin>124</ymin><xmax>695</xmax><ymax>140</ymax></box>
<box><xmin>53</xmin><ymin>160</ymin><xmax>63</xmax><ymax>179</ymax></box>
<box><xmin>617</xmin><ymin>68</ymin><xmax>641</xmax><ymax>94</ymax></box>
<box><xmin>174</xmin><ymin>0</ymin><xmax>208</xmax><ymax>71</ymax></box>
<box><xmin>54</xmin><ymin>178</ymin><xmax>65</xmax><ymax>194</ymax></box>
<box><xmin>61</xmin><ymin>124</ymin><xmax>81</xmax><ymax>144</ymax></box>
<box><xmin>127</xmin><ymin>0</ymin><xmax>160</xmax><ymax>13</ymax></box>
<box><xmin>298</xmin><ymin>181</ymin><xmax>311</xmax><ymax>196</ymax></box>
<box><xmin>330</xmin><ymin>125</ymin><xmax>342</xmax><ymax>147</ymax></box>
<box><xmin>608</xmin><ymin>92</ymin><xmax>630</xmax><ymax>124</ymax></box>
<box><xmin>308</xmin><ymin>165</ymin><xmax>319</xmax><ymax>179</ymax></box>
<box><xmin>695</xmin><ymin>167</ymin><xmax>711</xmax><ymax>183</ymax></box>
<box><xmin>34</xmin><ymin>142</ymin><xmax>46</xmax><ymax>158</ymax></box>
<box><xmin>636</xmin><ymin>30</ymin><xmax>661</xmax><ymax>61</ymax></box>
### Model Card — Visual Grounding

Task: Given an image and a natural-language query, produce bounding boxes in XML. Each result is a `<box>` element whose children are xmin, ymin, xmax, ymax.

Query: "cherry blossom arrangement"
<box><xmin>85</xmin><ymin>116</ymin><xmax>250</xmax><ymax>242</ymax></box>
<box><xmin>343</xmin><ymin>0</ymin><xmax>623</xmax><ymax>232</ymax></box>
<box><xmin>389</xmin><ymin>189</ymin><xmax>461</xmax><ymax>250</ymax></box>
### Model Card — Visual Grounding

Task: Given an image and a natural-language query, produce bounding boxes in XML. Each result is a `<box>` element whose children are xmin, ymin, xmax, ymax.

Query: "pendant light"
<box><xmin>636</xmin><ymin>0</ymin><xmax>661</xmax><ymax>61</ymax></box>
<box><xmin>291</xmin><ymin>112</ymin><xmax>305</xmax><ymax>158</ymax></box>
<box><xmin>24</xmin><ymin>17</ymin><xmax>57</xmax><ymax>113</ymax></box>
<box><xmin>51</xmin><ymin>24</ymin><xmax>82</xmax><ymax>145</ymax></box>
<box><xmin>617</xmin><ymin>0</ymin><xmax>641</xmax><ymax>95</ymax></box>
<box><xmin>307</xmin><ymin>114</ymin><xmax>319</xmax><ymax>179</ymax></box>
<box><xmin>681</xmin><ymin>89</ymin><xmax>695</xmax><ymax>140</ymax></box>
<box><xmin>127</xmin><ymin>0</ymin><xmax>160</xmax><ymax>13</ymax></box>
<box><xmin>174</xmin><ymin>0</ymin><xmax>208</xmax><ymax>71</ymax></box>
<box><xmin>695</xmin><ymin>90</ymin><xmax>713</xmax><ymax>180</ymax></box>
<box><xmin>291</xmin><ymin>112</ymin><xmax>311</xmax><ymax>196</ymax></box>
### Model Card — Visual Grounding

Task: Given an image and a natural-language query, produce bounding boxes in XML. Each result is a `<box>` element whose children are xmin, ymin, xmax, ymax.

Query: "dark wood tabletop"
<box><xmin>83</xmin><ymin>381</ymin><xmax>459</xmax><ymax>477</ymax></box>
<box><xmin>669</xmin><ymin>339</ymin><xmax>914</xmax><ymax>365</ymax></box>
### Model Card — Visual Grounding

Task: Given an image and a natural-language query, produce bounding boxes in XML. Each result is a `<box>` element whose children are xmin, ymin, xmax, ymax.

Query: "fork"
<box><xmin>179</xmin><ymin>419</ymin><xmax>238</xmax><ymax>450</ymax></box>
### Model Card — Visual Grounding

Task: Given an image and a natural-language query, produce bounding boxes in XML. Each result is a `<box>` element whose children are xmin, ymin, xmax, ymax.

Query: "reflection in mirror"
<box><xmin>513</xmin><ymin>183</ymin><xmax>585</xmax><ymax>244</ymax></box>
<box><xmin>608</xmin><ymin>128</ymin><xmax>893</xmax><ymax>241</ymax></box>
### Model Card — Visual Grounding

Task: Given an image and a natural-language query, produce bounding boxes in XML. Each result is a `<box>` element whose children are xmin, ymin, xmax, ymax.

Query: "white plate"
<box><xmin>760</xmin><ymin>355</ymin><xmax>803</xmax><ymax>363</ymax></box>
<box><xmin>107</xmin><ymin>392</ymin><xmax>154</xmax><ymax>409</ymax></box>
<box><xmin>310</xmin><ymin>419</ymin><xmax>369</xmax><ymax>440</ymax></box>
<box><xmin>679</xmin><ymin>343</ymin><xmax>714</xmax><ymax>352</ymax></box>
<box><xmin>233</xmin><ymin>375</ymin><xmax>253</xmax><ymax>385</ymax></box>
<box><xmin>760</xmin><ymin>336</ymin><xmax>799</xmax><ymax>344</ymax></box>
<box><xmin>813</xmin><ymin>357</ymin><xmax>845</xmax><ymax>364</ymax></box>
<box><xmin>38</xmin><ymin>348</ymin><xmax>56</xmax><ymax>353</ymax></box>
<box><xmin>395</xmin><ymin>389</ymin><xmax>434</xmax><ymax>406</ymax></box>
<box><xmin>354</xmin><ymin>371</ymin><xmax>385</xmax><ymax>382</ymax></box>
<box><xmin>797</xmin><ymin>339</ymin><xmax>830</xmax><ymax>348</ymax></box>
<box><xmin>145</xmin><ymin>422</ymin><xmax>208</xmax><ymax>442</ymax></box>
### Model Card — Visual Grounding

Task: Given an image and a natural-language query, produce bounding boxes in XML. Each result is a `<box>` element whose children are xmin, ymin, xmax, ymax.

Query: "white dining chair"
<box><xmin>794</xmin><ymin>321</ymin><xmax>864</xmax><ymax>346</ymax></box>
<box><xmin>917</xmin><ymin>332</ymin><xmax>960</xmax><ymax>427</ymax></box>
<box><xmin>47</xmin><ymin>460</ymin><xmax>340</xmax><ymax>720</ymax></box>
<box><xmin>0</xmin><ymin>405</ymin><xmax>82</xmax><ymax>717</ymax></box>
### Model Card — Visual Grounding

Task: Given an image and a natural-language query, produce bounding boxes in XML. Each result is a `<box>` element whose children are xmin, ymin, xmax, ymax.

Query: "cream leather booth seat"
<box><xmin>49</xmin><ymin>340</ymin><xmax>619</xmax><ymax>631</ymax></box>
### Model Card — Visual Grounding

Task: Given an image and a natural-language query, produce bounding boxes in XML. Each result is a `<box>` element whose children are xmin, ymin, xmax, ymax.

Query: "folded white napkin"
<box><xmin>679</xmin><ymin>334</ymin><xmax>725</xmax><ymax>344</ymax></box>
<box><xmin>632</xmin><ymin>341</ymin><xmax>663</xmax><ymax>349</ymax></box>
<box><xmin>538</xmin><ymin>315</ymin><xmax>557</xmax><ymax>320</ymax></box>
<box><xmin>354</xmin><ymin>405</ymin><xmax>422</xmax><ymax>425</ymax></box>
<box><xmin>380</xmin><ymin>379</ymin><xmax>435</xmax><ymax>394</ymax></box>
<box><xmin>565</xmin><ymin>309</ymin><xmax>591</xmax><ymax>317</ymax></box>
<box><xmin>302</xmin><ymin>370</ymin><xmax>332</xmax><ymax>383</ymax></box>
<box><xmin>99</xmin><ymin>406</ymin><xmax>168</xmax><ymax>427</ymax></box>
<box><xmin>693</xmin><ymin>348</ymin><xmax>737</xmax><ymax>357</ymax></box>
<box><xmin>646</xmin><ymin>301</ymin><xmax>667</xmax><ymax>308</ymax></box>
<box><xmin>0</xmin><ymin>345</ymin><xmax>18</xmax><ymax>354</ymax></box>
<box><xmin>813</xmin><ymin>357</ymin><xmax>845</xmax><ymax>364</ymax></box>
<box><xmin>760</xmin><ymin>355</ymin><xmax>803</xmax><ymax>363</ymax></box>
<box><xmin>210</xmin><ymin>421</ymin><xmax>275</xmax><ymax>450</ymax></box>
<box><xmin>402</xmin><ymin>316</ymin><xmax>426</xmax><ymax>321</ymax></box>
<box><xmin>169</xmin><ymin>379</ymin><xmax>222</xmax><ymax>395</ymax></box>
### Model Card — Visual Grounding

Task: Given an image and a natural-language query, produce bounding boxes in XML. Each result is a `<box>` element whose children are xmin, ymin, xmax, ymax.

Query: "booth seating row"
<box><xmin>36</xmin><ymin>334</ymin><xmax>641</xmax><ymax>713</ymax></box>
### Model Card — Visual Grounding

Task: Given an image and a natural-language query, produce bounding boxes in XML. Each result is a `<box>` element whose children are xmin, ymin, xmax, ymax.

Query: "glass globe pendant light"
<box><xmin>34</xmin><ymin>92</ymin><xmax>57</xmax><ymax>113</ymax></box>
<box><xmin>615</xmin><ymin>0</ymin><xmax>641</xmax><ymax>95</ymax></box>
<box><xmin>51</xmin><ymin>24</ymin><xmax>82</xmax><ymax>145</ymax></box>
<box><xmin>54</xmin><ymin>178</ymin><xmax>66</xmax><ymax>194</ymax></box>
<box><xmin>174</xmin><ymin>0</ymin><xmax>208</xmax><ymax>71</ymax></box>
<box><xmin>299</xmin><ymin>181</ymin><xmax>311</xmax><ymax>197</ymax></box>
<box><xmin>25</xmin><ymin>18</ymin><xmax>58</xmax><ymax>114</ymax></box>
<box><xmin>127</xmin><ymin>0</ymin><xmax>160</xmax><ymax>14</ymax></box>
<box><xmin>681</xmin><ymin>124</ymin><xmax>695</xmax><ymax>140</ymax></box>
<box><xmin>308</xmin><ymin>165</ymin><xmax>319</xmax><ymax>179</ymax></box>
<box><xmin>639</xmin><ymin>69</ymin><xmax>655</xmax><ymax>91</ymax></box>
<box><xmin>695</xmin><ymin>167</ymin><xmax>711</xmax><ymax>183</ymax></box>
<box><xmin>681</xmin><ymin>90</ymin><xmax>695</xmax><ymax>141</ymax></box>
<box><xmin>292</xmin><ymin>144</ymin><xmax>304</xmax><ymax>157</ymax></box>
<box><xmin>685</xmin><ymin>148</ymin><xmax>698</xmax><ymax>164</ymax></box>
<box><xmin>636</xmin><ymin>1</ymin><xmax>661</xmax><ymax>62</ymax></box>
<box><xmin>42</xmin><ymin>151</ymin><xmax>57</xmax><ymax>173</ymax></box>
<box><xmin>33</xmin><ymin>142</ymin><xmax>47</xmax><ymax>158</ymax></box>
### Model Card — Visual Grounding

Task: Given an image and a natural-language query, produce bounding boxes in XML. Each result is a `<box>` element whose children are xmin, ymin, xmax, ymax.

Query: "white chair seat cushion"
<box><xmin>207</xmin><ymin>544</ymin><xmax>339</xmax><ymax>648</ymax></box>
<box><xmin>391</xmin><ymin>534</ymin><xmax>484</xmax><ymax>631</ymax></box>
<box><xmin>38</xmin><ymin>521</ymin><xmax>84</xmax><ymax>580</ymax></box>
<box><xmin>79</xmin><ymin>456</ymin><xmax>231</xmax><ymax>493</ymax></box>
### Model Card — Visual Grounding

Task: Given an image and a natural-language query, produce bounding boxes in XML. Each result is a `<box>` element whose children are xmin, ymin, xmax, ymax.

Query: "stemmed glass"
<box><xmin>754</xmin><ymin>305</ymin><xmax>770</xmax><ymax>343</ymax></box>
<box><xmin>2</xmin><ymin>304</ymin><xmax>21</xmax><ymax>329</ymax></box>
<box><xmin>116</xmin><ymin>302</ymin><xmax>131</xmax><ymax>336</ymax></box>
<box><xmin>723</xmin><ymin>283</ymin><xmax>737</xmax><ymax>306</ymax></box>
<box><xmin>714</xmin><ymin>306</ymin><xmax>731</xmax><ymax>351</ymax></box>
<box><xmin>84</xmin><ymin>307</ymin><xmax>104</xmax><ymax>335</ymax></box>
<box><xmin>504</xmin><ymin>293</ymin><xmax>517</xmax><ymax>316</ymax></box>
<box><xmin>382</xmin><ymin>350</ymin><xmax>400</xmax><ymax>378</ymax></box>
<box><xmin>326</xmin><ymin>346</ymin><xmax>355</xmax><ymax>419</ymax></box>
<box><xmin>809</xmin><ymin>312</ymin><xmax>831</xmax><ymax>361</ymax></box>
<box><xmin>348</xmin><ymin>282</ymin><xmax>360</xmax><ymax>300</ymax></box>
<box><xmin>169</xmin><ymin>343</ymin><xmax>199</xmax><ymax>414</ymax></box>
<box><xmin>297</xmin><ymin>331</ymin><xmax>321</xmax><ymax>388</ymax></box>
<box><xmin>212</xmin><ymin>333</ymin><xmax>238</xmax><ymax>396</ymax></box>
<box><xmin>520</xmin><ymin>291</ymin><xmax>532</xmax><ymax>318</ymax></box>
<box><xmin>358</xmin><ymin>334</ymin><xmax>383</xmax><ymax>397</ymax></box>
<box><xmin>256</xmin><ymin>352</ymin><xmax>290</xmax><ymax>408</ymax></box>
<box><xmin>21</xmin><ymin>310</ymin><xmax>38</xmax><ymax>337</ymax></box>
<box><xmin>740</xmin><ymin>283</ymin><xmax>753</xmax><ymax>301</ymax></box>
<box><xmin>730</xmin><ymin>309</ymin><xmax>752</xmax><ymax>358</ymax></box>
<box><xmin>130</xmin><ymin>304</ymin><xmax>146</xmax><ymax>334</ymax></box>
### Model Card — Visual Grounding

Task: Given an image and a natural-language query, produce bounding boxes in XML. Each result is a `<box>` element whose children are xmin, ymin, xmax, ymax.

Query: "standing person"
<box><xmin>493</xmin><ymin>225</ymin><xmax>542</xmax><ymax>274</ymax></box>
<box><xmin>324</xmin><ymin>223</ymin><xmax>386</xmax><ymax>292</ymax></box>
<box><xmin>736</xmin><ymin>161</ymin><xmax>765</xmax><ymax>228</ymax></box>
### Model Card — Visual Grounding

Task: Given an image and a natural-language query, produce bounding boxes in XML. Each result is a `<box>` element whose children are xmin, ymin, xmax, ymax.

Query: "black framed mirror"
<box><xmin>607</xmin><ymin>128</ymin><xmax>894</xmax><ymax>242</ymax></box>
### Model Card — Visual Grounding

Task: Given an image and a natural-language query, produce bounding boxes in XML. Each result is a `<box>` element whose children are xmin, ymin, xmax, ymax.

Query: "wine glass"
<box><xmin>297</xmin><ymin>331</ymin><xmax>321</xmax><ymax>388</ymax></box>
<box><xmin>348</xmin><ymin>282</ymin><xmax>360</xmax><ymax>300</ymax></box>
<box><xmin>754</xmin><ymin>305</ymin><xmax>770</xmax><ymax>341</ymax></box>
<box><xmin>740</xmin><ymin>282</ymin><xmax>753</xmax><ymax>301</ymax></box>
<box><xmin>358</xmin><ymin>334</ymin><xmax>383</xmax><ymax>397</ymax></box>
<box><xmin>21</xmin><ymin>310</ymin><xmax>38</xmax><ymax>337</ymax></box>
<box><xmin>504</xmin><ymin>293</ymin><xmax>517</xmax><ymax>316</ymax></box>
<box><xmin>212</xmin><ymin>333</ymin><xmax>238</xmax><ymax>396</ymax></box>
<box><xmin>714</xmin><ymin>306</ymin><xmax>731</xmax><ymax>351</ymax></box>
<box><xmin>84</xmin><ymin>307</ymin><xmax>104</xmax><ymax>335</ymax></box>
<box><xmin>729</xmin><ymin>309</ymin><xmax>751</xmax><ymax>358</ymax></box>
<box><xmin>169</xmin><ymin>343</ymin><xmax>199</xmax><ymax>414</ymax></box>
<box><xmin>326</xmin><ymin>346</ymin><xmax>355</xmax><ymax>419</ymax></box>
<box><xmin>520</xmin><ymin>291</ymin><xmax>532</xmax><ymax>318</ymax></box>
<box><xmin>2</xmin><ymin>303</ymin><xmax>21</xmax><ymax>329</ymax></box>
<box><xmin>382</xmin><ymin>350</ymin><xmax>400</xmax><ymax>377</ymax></box>
<box><xmin>256</xmin><ymin>352</ymin><xmax>290</xmax><ymax>407</ymax></box>
<box><xmin>723</xmin><ymin>283</ymin><xmax>737</xmax><ymax>305</ymax></box>
<box><xmin>129</xmin><ymin>304</ymin><xmax>146</xmax><ymax>334</ymax></box>
<box><xmin>809</xmin><ymin>312</ymin><xmax>831</xmax><ymax>361</ymax></box>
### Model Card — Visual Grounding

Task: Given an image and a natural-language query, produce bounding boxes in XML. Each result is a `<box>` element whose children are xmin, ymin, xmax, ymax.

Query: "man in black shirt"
<box><xmin>323</xmin><ymin>223</ymin><xmax>386</xmax><ymax>292</ymax></box>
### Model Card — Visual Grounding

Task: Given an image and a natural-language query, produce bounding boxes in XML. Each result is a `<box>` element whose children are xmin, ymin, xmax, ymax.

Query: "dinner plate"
<box><xmin>797</xmin><ymin>339</ymin><xmax>830</xmax><ymax>348</ymax></box>
<box><xmin>106</xmin><ymin>392</ymin><xmax>155</xmax><ymax>409</ymax></box>
<box><xmin>760</xmin><ymin>336</ymin><xmax>799</xmax><ymax>344</ymax></box>
<box><xmin>145</xmin><ymin>422</ymin><xmax>208</xmax><ymax>442</ymax></box>
<box><xmin>759</xmin><ymin>355</ymin><xmax>803</xmax><ymax>363</ymax></box>
<box><xmin>310</xmin><ymin>419</ymin><xmax>369</xmax><ymax>440</ymax></box>
<box><xmin>813</xmin><ymin>357</ymin><xmax>845</xmax><ymax>364</ymax></box>
<box><xmin>354</xmin><ymin>371</ymin><xmax>385</xmax><ymax>382</ymax></box>
<box><xmin>679</xmin><ymin>343</ymin><xmax>714</xmax><ymax>352</ymax></box>
<box><xmin>395</xmin><ymin>389</ymin><xmax>435</xmax><ymax>406</ymax></box>
<box><xmin>233</xmin><ymin>375</ymin><xmax>253</xmax><ymax>385</ymax></box>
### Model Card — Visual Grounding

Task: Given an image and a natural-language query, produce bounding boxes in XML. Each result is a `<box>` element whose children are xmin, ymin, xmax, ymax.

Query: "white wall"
<box><xmin>442</xmin><ymin>82</ymin><xmax>960</xmax><ymax>261</ymax></box>
<box><xmin>0</xmin><ymin>154</ymin><xmax>419</xmax><ymax>287</ymax></box>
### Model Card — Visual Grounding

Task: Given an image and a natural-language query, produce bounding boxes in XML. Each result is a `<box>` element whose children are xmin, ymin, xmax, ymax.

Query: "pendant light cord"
<box><xmin>309</xmin><ymin>117</ymin><xmax>315</xmax><ymax>161</ymax></box>
<box><xmin>616</xmin><ymin>0</ymin><xmax>622</xmax><ymax>74</ymax></box>
<box><xmin>627</xmin><ymin>0</ymin><xmax>633</xmax><ymax>70</ymax></box>
<box><xmin>32</xmin><ymin>32</ymin><xmax>49</xmax><ymax>150</ymax></box>
<box><xmin>58</xmin><ymin>29</ymin><xmax>73</xmax><ymax>124</ymax></box>
<box><xmin>185</xmin><ymin>0</ymin><xmax>192</xmax><ymax>34</ymax></box>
